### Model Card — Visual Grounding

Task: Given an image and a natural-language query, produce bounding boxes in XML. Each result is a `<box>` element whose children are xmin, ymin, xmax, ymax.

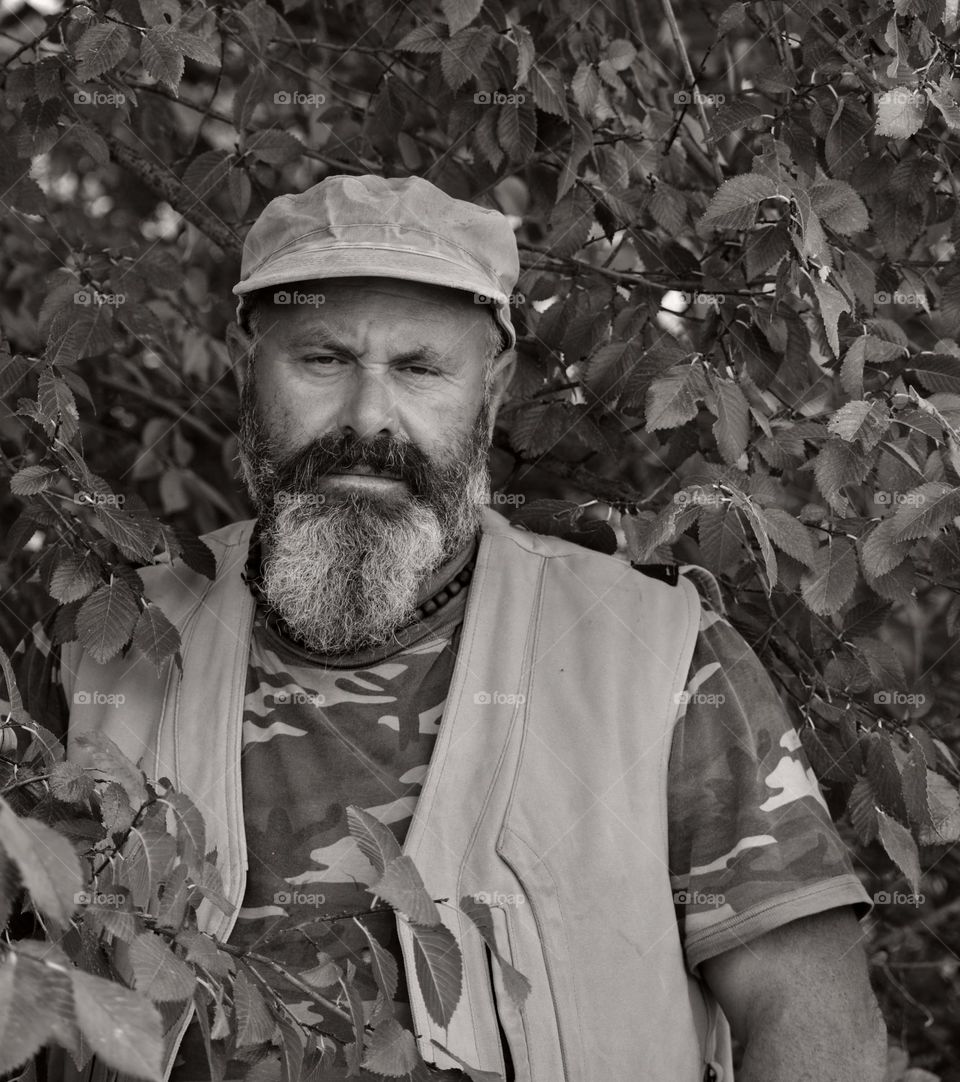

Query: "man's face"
<box><xmin>228</xmin><ymin>277</ymin><xmax>514</xmax><ymax>655</ymax></box>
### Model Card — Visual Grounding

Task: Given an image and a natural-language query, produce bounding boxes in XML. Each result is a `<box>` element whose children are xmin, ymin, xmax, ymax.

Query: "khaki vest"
<box><xmin>59</xmin><ymin>508</ymin><xmax>733</xmax><ymax>1082</ymax></box>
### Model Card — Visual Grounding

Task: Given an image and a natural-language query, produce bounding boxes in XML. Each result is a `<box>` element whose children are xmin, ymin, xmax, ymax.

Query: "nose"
<box><xmin>336</xmin><ymin>365</ymin><xmax>400</xmax><ymax>440</ymax></box>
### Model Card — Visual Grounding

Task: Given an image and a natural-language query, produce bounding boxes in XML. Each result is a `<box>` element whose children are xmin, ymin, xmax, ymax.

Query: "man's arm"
<box><xmin>701</xmin><ymin>907</ymin><xmax>887</xmax><ymax>1082</ymax></box>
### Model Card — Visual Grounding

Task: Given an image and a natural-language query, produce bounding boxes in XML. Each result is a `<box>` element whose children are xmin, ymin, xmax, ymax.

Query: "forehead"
<box><xmin>255</xmin><ymin>277</ymin><xmax>488</xmax><ymax>346</ymax></box>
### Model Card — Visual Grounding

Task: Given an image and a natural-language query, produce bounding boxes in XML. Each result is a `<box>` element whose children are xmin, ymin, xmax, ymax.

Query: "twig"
<box><xmin>658</xmin><ymin>0</ymin><xmax>724</xmax><ymax>185</ymax></box>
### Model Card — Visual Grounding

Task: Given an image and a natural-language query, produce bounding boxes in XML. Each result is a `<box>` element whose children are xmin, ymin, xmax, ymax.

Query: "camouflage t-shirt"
<box><xmin>4</xmin><ymin>553</ymin><xmax>870</xmax><ymax>1081</ymax></box>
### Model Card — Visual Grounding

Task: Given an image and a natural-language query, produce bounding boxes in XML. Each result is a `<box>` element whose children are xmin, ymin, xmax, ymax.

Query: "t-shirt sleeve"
<box><xmin>667</xmin><ymin>598</ymin><xmax>872</xmax><ymax>975</ymax></box>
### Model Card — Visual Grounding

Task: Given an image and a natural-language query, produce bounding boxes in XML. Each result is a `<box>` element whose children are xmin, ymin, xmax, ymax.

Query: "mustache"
<box><xmin>274</xmin><ymin>433</ymin><xmax>435</xmax><ymax>496</ymax></box>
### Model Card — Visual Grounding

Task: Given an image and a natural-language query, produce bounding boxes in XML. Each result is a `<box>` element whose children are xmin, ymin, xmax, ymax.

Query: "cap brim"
<box><xmin>233</xmin><ymin>245</ymin><xmax>515</xmax><ymax>347</ymax></box>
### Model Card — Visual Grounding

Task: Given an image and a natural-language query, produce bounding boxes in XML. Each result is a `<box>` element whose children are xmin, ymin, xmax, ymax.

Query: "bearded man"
<box><xmin>17</xmin><ymin>175</ymin><xmax>885</xmax><ymax>1082</ymax></box>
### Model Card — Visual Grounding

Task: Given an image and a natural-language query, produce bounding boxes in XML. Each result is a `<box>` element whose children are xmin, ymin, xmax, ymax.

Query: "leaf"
<box><xmin>847</xmin><ymin>775</ymin><xmax>879</xmax><ymax>845</ymax></box>
<box><xmin>244</xmin><ymin>130</ymin><xmax>302</xmax><ymax>166</ymax></box>
<box><xmin>233</xmin><ymin>968</ymin><xmax>276</xmax><ymax>1047</ymax></box>
<box><xmin>72</xmin><ymin>732</ymin><xmax>150</xmax><ymax>809</ymax></box>
<box><xmin>48</xmin><ymin>760</ymin><xmax>96</xmax><ymax>804</ymax></box>
<box><xmin>919</xmin><ymin>771</ymin><xmax>960</xmax><ymax>844</ymax></box>
<box><xmin>0</xmin><ymin>797</ymin><xmax>82</xmax><ymax>927</ymax></box>
<box><xmin>877</xmin><ymin>810</ymin><xmax>921</xmax><ymax>893</ymax></box>
<box><xmin>711</xmin><ymin>379</ymin><xmax>750</xmax><ymax>464</ymax></box>
<box><xmin>75</xmin><ymin>21</ymin><xmax>132</xmax><ymax>81</ymax></box>
<box><xmin>0</xmin><ymin>945</ymin><xmax>76</xmax><ymax>1074</ymax></box>
<box><xmin>875</xmin><ymin>87</ymin><xmax>927</xmax><ymax>138</ymax></box>
<box><xmin>122</xmin><ymin>823</ymin><xmax>176</xmax><ymax>909</ymax></box>
<box><xmin>346</xmin><ymin>805</ymin><xmax>402</xmax><ymax>878</ymax></box>
<box><xmin>372</xmin><ymin>856</ymin><xmax>441</xmax><ymax>925</ymax></box>
<box><xmin>141</xmin><ymin>26</ymin><xmax>185</xmax><ymax>91</ymax></box>
<box><xmin>431</xmin><ymin>1041</ymin><xmax>504</xmax><ymax>1082</ymax></box>
<box><xmin>801</xmin><ymin>537</ymin><xmax>858</xmax><ymax>615</ymax></box>
<box><xmin>571</xmin><ymin>63</ymin><xmax>601</xmax><ymax>115</ymax></box>
<box><xmin>811</xmin><ymin>277</ymin><xmax>851</xmax><ymax>357</ymax></box>
<box><xmin>807</xmin><ymin>180</ymin><xmax>869</xmax><ymax>235</ymax></box>
<box><xmin>545</xmin><ymin>190</ymin><xmax>594</xmax><ymax>258</ymax></box>
<box><xmin>355</xmin><ymin>920</ymin><xmax>398</xmax><ymax>1002</ymax></box>
<box><xmin>92</xmin><ymin>501</ymin><xmax>163</xmax><ymax>562</ymax></box>
<box><xmin>163</xmin><ymin>791</ymin><xmax>206</xmax><ymax>865</ymax></box>
<box><xmin>758</xmin><ymin>508</ymin><xmax>817</xmax><ymax>568</ymax></box>
<box><xmin>909</xmin><ymin>352</ymin><xmax>960</xmax><ymax>394</ymax></box>
<box><xmin>891</xmin><ymin>482</ymin><xmax>960</xmax><ymax>540</ymax></box>
<box><xmin>132</xmin><ymin>603</ymin><xmax>180</xmax><ymax>672</ymax></box>
<box><xmin>76</xmin><ymin>580</ymin><xmax>141</xmax><ymax>664</ymax></box>
<box><xmin>410</xmin><ymin>922</ymin><xmax>463</xmax><ymax>1028</ymax></box>
<box><xmin>645</xmin><ymin>365</ymin><xmax>710</xmax><ymax>431</ymax></box>
<box><xmin>458</xmin><ymin>896</ymin><xmax>530</xmax><ymax>1008</ymax></box>
<box><xmin>527</xmin><ymin>62</ymin><xmax>568</xmax><ymax>119</ymax></box>
<box><xmin>168</xmin><ymin>28</ymin><xmax>221</xmax><ymax>67</ymax></box>
<box><xmin>361</xmin><ymin>1017</ymin><xmax>425</xmax><ymax>1076</ymax></box>
<box><xmin>9</xmin><ymin>464</ymin><xmax>58</xmax><ymax>495</ymax></box>
<box><xmin>441</xmin><ymin>0</ymin><xmax>483</xmax><ymax>35</ymax></box>
<box><xmin>811</xmin><ymin>438</ymin><xmax>873</xmax><ymax>515</ymax></box>
<box><xmin>700</xmin><ymin>173</ymin><xmax>781</xmax><ymax>230</ymax></box>
<box><xmin>744</xmin><ymin>221</ymin><xmax>790</xmax><ymax>279</ymax></box>
<box><xmin>861</xmin><ymin>518</ymin><xmax>913</xmax><ymax>578</ymax></box>
<box><xmin>49</xmin><ymin>550</ymin><xmax>103</xmax><ymax>603</ymax></box>
<box><xmin>440</xmin><ymin>26</ymin><xmax>493</xmax><ymax>90</ymax></box>
<box><xmin>72</xmin><ymin>967</ymin><xmax>163</xmax><ymax>1081</ymax></box>
<box><xmin>827</xmin><ymin>400</ymin><xmax>891</xmax><ymax>450</ymax></box>
<box><xmin>130</xmin><ymin>931</ymin><xmax>196</xmax><ymax>1002</ymax></box>
<box><xmin>395</xmin><ymin>23</ymin><xmax>446</xmax><ymax>52</ymax></box>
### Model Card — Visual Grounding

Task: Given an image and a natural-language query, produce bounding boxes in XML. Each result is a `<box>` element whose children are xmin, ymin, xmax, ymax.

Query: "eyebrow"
<box><xmin>284</xmin><ymin>334</ymin><xmax>450</xmax><ymax>366</ymax></box>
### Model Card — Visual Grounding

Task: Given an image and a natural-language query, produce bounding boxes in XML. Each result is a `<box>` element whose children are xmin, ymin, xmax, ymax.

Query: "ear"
<box><xmin>487</xmin><ymin>347</ymin><xmax>517</xmax><ymax>414</ymax></box>
<box><xmin>226</xmin><ymin>321</ymin><xmax>254</xmax><ymax>388</ymax></box>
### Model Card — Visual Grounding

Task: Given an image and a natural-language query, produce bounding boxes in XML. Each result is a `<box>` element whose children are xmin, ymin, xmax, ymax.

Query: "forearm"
<box><xmin>735</xmin><ymin>994</ymin><xmax>887</xmax><ymax>1082</ymax></box>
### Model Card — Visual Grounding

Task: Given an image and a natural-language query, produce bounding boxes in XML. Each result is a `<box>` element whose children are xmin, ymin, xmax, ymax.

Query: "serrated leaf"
<box><xmin>645</xmin><ymin>365</ymin><xmax>710</xmax><ymax>431</ymax></box>
<box><xmin>744</xmin><ymin>221</ymin><xmax>790</xmax><ymax>279</ymax></box>
<box><xmin>361</xmin><ymin>1017</ymin><xmax>425</xmax><ymax>1076</ymax></box>
<box><xmin>75</xmin><ymin>21</ymin><xmax>132</xmax><ymax>82</ymax></box>
<box><xmin>811</xmin><ymin>438</ymin><xmax>873</xmax><ymax>514</ymax></box>
<box><xmin>875</xmin><ymin>87</ymin><xmax>927</xmax><ymax>138</ymax></box>
<box><xmin>71</xmin><ymin>967</ymin><xmax>163</xmax><ymax>1080</ymax></box>
<box><xmin>801</xmin><ymin>537</ymin><xmax>858</xmax><ymax>615</ymax></box>
<box><xmin>431</xmin><ymin>1041</ymin><xmax>504</xmax><ymax>1082</ymax></box>
<box><xmin>441</xmin><ymin>0</ymin><xmax>483</xmax><ymax>35</ymax></box>
<box><xmin>861</xmin><ymin>518</ymin><xmax>913</xmax><ymax>578</ymax></box>
<box><xmin>700</xmin><ymin>173</ymin><xmax>781</xmax><ymax>230</ymax></box>
<box><xmin>847</xmin><ymin>775</ymin><xmax>879</xmax><ymax>844</ymax></box>
<box><xmin>440</xmin><ymin>26</ymin><xmax>492</xmax><ymax>90</ymax></box>
<box><xmin>0</xmin><ymin>798</ymin><xmax>82</xmax><ymax>926</ymax></box>
<box><xmin>233</xmin><ymin>968</ymin><xmax>276</xmax><ymax>1047</ymax></box>
<box><xmin>122</xmin><ymin>823</ymin><xmax>176</xmax><ymax>909</ymax></box>
<box><xmin>458</xmin><ymin>895</ymin><xmax>530</xmax><ymax>1007</ymax></box>
<box><xmin>807</xmin><ymin>180</ymin><xmax>869</xmax><ymax>235</ymax></box>
<box><xmin>527</xmin><ymin>62</ymin><xmax>568</xmax><ymax>119</ymax></box>
<box><xmin>571</xmin><ymin>63</ymin><xmax>600</xmax><ymax>115</ymax></box>
<box><xmin>9</xmin><ymin>464</ymin><xmax>57</xmax><ymax>495</ymax></box>
<box><xmin>758</xmin><ymin>508</ymin><xmax>817</xmax><ymax>568</ymax></box>
<box><xmin>909</xmin><ymin>352</ymin><xmax>960</xmax><ymax>394</ymax></box>
<box><xmin>169</xmin><ymin>28</ymin><xmax>221</xmax><ymax>67</ymax></box>
<box><xmin>545</xmin><ymin>190</ymin><xmax>593</xmax><ymax>258</ymax></box>
<box><xmin>827</xmin><ymin>400</ymin><xmax>891</xmax><ymax>450</ymax></box>
<box><xmin>395</xmin><ymin>23</ymin><xmax>446</xmax><ymax>52</ymax></box>
<box><xmin>48</xmin><ymin>760</ymin><xmax>96</xmax><ymax>804</ymax></box>
<box><xmin>0</xmin><ymin>946</ymin><xmax>74</xmax><ymax>1074</ymax></box>
<box><xmin>163</xmin><ymin>791</ymin><xmax>206</xmax><ymax>866</ymax></box>
<box><xmin>132</xmin><ymin>603</ymin><xmax>180</xmax><ymax>672</ymax></box>
<box><xmin>890</xmin><ymin>481</ymin><xmax>960</xmax><ymax>540</ymax></box>
<box><xmin>355</xmin><ymin>920</ymin><xmax>398</xmax><ymax>1002</ymax></box>
<box><xmin>76</xmin><ymin>580</ymin><xmax>141</xmax><ymax>664</ymax></box>
<box><xmin>410</xmin><ymin>922</ymin><xmax>462</xmax><ymax>1028</ymax></box>
<box><xmin>49</xmin><ymin>550</ymin><xmax>103</xmax><ymax>603</ymax></box>
<box><xmin>73</xmin><ymin>732</ymin><xmax>149</xmax><ymax>810</ymax></box>
<box><xmin>372</xmin><ymin>856</ymin><xmax>440</xmax><ymax>925</ymax></box>
<box><xmin>811</xmin><ymin>277</ymin><xmax>851</xmax><ymax>357</ymax></box>
<box><xmin>130</xmin><ymin>931</ymin><xmax>196</xmax><ymax>1002</ymax></box>
<box><xmin>141</xmin><ymin>26</ymin><xmax>185</xmax><ymax>91</ymax></box>
<box><xmin>711</xmin><ymin>379</ymin><xmax>750</xmax><ymax>464</ymax></box>
<box><xmin>877</xmin><ymin>809</ymin><xmax>921</xmax><ymax>893</ymax></box>
<box><xmin>346</xmin><ymin>805</ymin><xmax>402</xmax><ymax>879</ymax></box>
<box><xmin>919</xmin><ymin>771</ymin><xmax>960</xmax><ymax>844</ymax></box>
<box><xmin>244</xmin><ymin>130</ymin><xmax>302</xmax><ymax>166</ymax></box>
<box><xmin>92</xmin><ymin>501</ymin><xmax>162</xmax><ymax>561</ymax></box>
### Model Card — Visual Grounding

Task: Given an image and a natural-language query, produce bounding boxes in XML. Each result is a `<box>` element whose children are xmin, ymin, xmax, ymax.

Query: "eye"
<box><xmin>399</xmin><ymin>364</ymin><xmax>437</xmax><ymax>377</ymax></box>
<box><xmin>303</xmin><ymin>355</ymin><xmax>343</xmax><ymax>366</ymax></box>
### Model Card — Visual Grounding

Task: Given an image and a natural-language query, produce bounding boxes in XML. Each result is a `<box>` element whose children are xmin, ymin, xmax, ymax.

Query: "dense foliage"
<box><xmin>2</xmin><ymin>0</ymin><xmax>960</xmax><ymax>1076</ymax></box>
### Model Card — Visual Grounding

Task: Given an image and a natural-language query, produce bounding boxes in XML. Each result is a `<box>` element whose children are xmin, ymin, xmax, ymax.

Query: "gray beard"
<box><xmin>238</xmin><ymin>379</ymin><xmax>493</xmax><ymax>655</ymax></box>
